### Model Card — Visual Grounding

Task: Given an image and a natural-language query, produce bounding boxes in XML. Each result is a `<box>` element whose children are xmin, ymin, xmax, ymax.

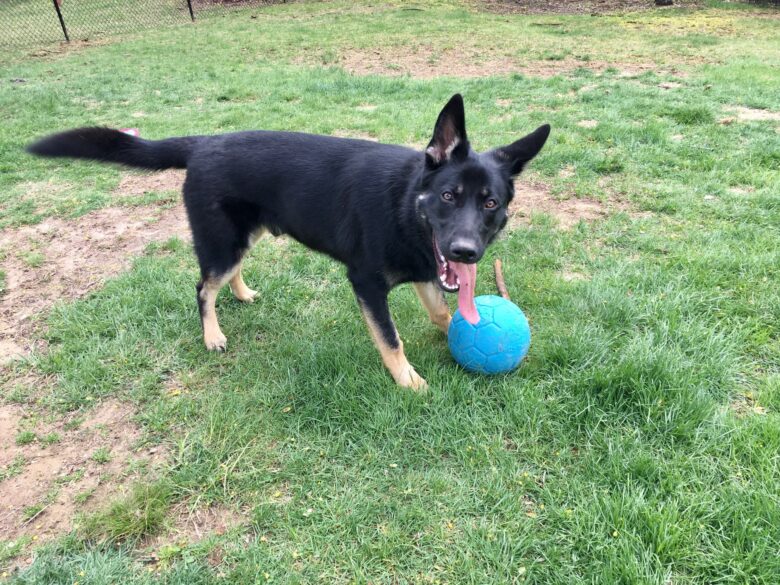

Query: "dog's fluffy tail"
<box><xmin>26</xmin><ymin>127</ymin><xmax>201</xmax><ymax>170</ymax></box>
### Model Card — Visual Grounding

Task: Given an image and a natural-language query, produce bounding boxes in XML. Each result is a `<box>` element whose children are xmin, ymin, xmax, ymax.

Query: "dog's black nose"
<box><xmin>449</xmin><ymin>240</ymin><xmax>479</xmax><ymax>263</ymax></box>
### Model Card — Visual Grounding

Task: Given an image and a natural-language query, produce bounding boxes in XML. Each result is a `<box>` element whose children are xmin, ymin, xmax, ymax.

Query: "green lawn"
<box><xmin>1</xmin><ymin>1</ymin><xmax>779</xmax><ymax>583</ymax></box>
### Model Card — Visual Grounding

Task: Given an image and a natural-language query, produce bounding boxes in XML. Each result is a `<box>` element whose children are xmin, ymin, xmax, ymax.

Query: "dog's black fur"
<box><xmin>27</xmin><ymin>94</ymin><xmax>549</xmax><ymax>387</ymax></box>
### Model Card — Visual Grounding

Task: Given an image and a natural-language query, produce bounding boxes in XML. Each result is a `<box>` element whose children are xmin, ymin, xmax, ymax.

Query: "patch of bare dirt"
<box><xmin>0</xmin><ymin>400</ymin><xmax>167</xmax><ymax>549</ymax></box>
<box><xmin>724</xmin><ymin>106</ymin><xmax>780</xmax><ymax>122</ymax></box>
<box><xmin>330</xmin><ymin>129</ymin><xmax>378</xmax><ymax>141</ymax></box>
<box><xmin>558</xmin><ymin>165</ymin><xmax>576</xmax><ymax>179</ymax></box>
<box><xmin>0</xmin><ymin>340</ymin><xmax>26</xmax><ymax>367</ymax></box>
<box><xmin>28</xmin><ymin>39</ymin><xmax>111</xmax><ymax>60</ymax></box>
<box><xmin>192</xmin><ymin>0</ymin><xmax>295</xmax><ymax>6</ymax></box>
<box><xmin>728</xmin><ymin>186</ymin><xmax>755</xmax><ymax>196</ymax></box>
<box><xmin>113</xmin><ymin>169</ymin><xmax>185</xmax><ymax>198</ymax></box>
<box><xmin>560</xmin><ymin>269</ymin><xmax>589</xmax><ymax>281</ymax></box>
<box><xmin>314</xmin><ymin>46</ymin><xmax>671</xmax><ymax>79</ymax></box>
<box><xmin>477</xmin><ymin>0</ymin><xmax>701</xmax><ymax>14</ymax></box>
<box><xmin>510</xmin><ymin>180</ymin><xmax>628</xmax><ymax>229</ymax></box>
<box><xmin>0</xmin><ymin>201</ymin><xmax>190</xmax><ymax>362</ymax></box>
<box><xmin>141</xmin><ymin>503</ymin><xmax>246</xmax><ymax>559</ymax></box>
<box><xmin>729</xmin><ymin>391</ymin><xmax>768</xmax><ymax>419</ymax></box>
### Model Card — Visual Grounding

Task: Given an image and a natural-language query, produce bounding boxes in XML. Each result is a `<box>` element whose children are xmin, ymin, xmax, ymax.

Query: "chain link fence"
<box><xmin>0</xmin><ymin>0</ymin><xmax>289</xmax><ymax>49</ymax></box>
<box><xmin>3</xmin><ymin>0</ymin><xmax>776</xmax><ymax>51</ymax></box>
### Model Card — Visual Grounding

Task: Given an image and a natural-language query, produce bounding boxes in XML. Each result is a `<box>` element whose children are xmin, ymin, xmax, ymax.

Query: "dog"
<box><xmin>27</xmin><ymin>94</ymin><xmax>550</xmax><ymax>390</ymax></box>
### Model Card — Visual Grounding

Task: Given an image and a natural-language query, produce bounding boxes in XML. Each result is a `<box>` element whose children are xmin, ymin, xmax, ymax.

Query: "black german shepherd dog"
<box><xmin>27</xmin><ymin>94</ymin><xmax>549</xmax><ymax>389</ymax></box>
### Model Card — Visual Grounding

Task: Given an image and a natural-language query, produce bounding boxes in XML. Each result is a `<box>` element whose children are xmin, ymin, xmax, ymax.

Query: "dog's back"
<box><xmin>183</xmin><ymin>131</ymin><xmax>423</xmax><ymax>265</ymax></box>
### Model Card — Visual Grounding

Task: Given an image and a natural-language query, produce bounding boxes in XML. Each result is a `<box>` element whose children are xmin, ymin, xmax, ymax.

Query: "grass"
<box><xmin>21</xmin><ymin>504</ymin><xmax>45</xmax><ymax>523</ymax></box>
<box><xmin>90</xmin><ymin>448</ymin><xmax>112</xmax><ymax>464</ymax></box>
<box><xmin>14</xmin><ymin>431</ymin><xmax>36</xmax><ymax>446</ymax></box>
<box><xmin>0</xmin><ymin>455</ymin><xmax>26</xmax><ymax>483</ymax></box>
<box><xmin>20</xmin><ymin>251</ymin><xmax>44</xmax><ymax>269</ymax></box>
<box><xmin>73</xmin><ymin>488</ymin><xmax>95</xmax><ymax>506</ymax></box>
<box><xmin>39</xmin><ymin>433</ymin><xmax>61</xmax><ymax>446</ymax></box>
<box><xmin>79</xmin><ymin>481</ymin><xmax>173</xmax><ymax>543</ymax></box>
<box><xmin>0</xmin><ymin>537</ymin><xmax>32</xmax><ymax>569</ymax></box>
<box><xmin>1</xmin><ymin>0</ymin><xmax>780</xmax><ymax>583</ymax></box>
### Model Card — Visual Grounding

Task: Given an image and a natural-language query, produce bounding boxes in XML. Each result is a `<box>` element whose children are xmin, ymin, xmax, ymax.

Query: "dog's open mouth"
<box><xmin>433</xmin><ymin>237</ymin><xmax>480</xmax><ymax>324</ymax></box>
<box><xmin>434</xmin><ymin>237</ymin><xmax>460</xmax><ymax>292</ymax></box>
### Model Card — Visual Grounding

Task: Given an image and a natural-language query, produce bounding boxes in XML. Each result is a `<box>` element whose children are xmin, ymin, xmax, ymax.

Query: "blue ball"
<box><xmin>448</xmin><ymin>295</ymin><xmax>531</xmax><ymax>374</ymax></box>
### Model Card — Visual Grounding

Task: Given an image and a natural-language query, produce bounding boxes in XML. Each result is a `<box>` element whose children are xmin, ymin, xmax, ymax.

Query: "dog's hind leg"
<box><xmin>185</xmin><ymin>177</ymin><xmax>264</xmax><ymax>351</ymax></box>
<box><xmin>413</xmin><ymin>282</ymin><xmax>451</xmax><ymax>334</ymax></box>
<box><xmin>191</xmin><ymin>234</ymin><xmax>245</xmax><ymax>351</ymax></box>
<box><xmin>197</xmin><ymin>267</ymin><xmax>239</xmax><ymax>352</ymax></box>
<box><xmin>350</xmin><ymin>272</ymin><xmax>427</xmax><ymax>391</ymax></box>
<box><xmin>229</xmin><ymin>261</ymin><xmax>257</xmax><ymax>303</ymax></box>
<box><xmin>229</xmin><ymin>228</ymin><xmax>265</xmax><ymax>303</ymax></box>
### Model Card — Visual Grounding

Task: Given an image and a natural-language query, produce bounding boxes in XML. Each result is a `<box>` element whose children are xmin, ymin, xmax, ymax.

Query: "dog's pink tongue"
<box><xmin>452</xmin><ymin>261</ymin><xmax>479</xmax><ymax>324</ymax></box>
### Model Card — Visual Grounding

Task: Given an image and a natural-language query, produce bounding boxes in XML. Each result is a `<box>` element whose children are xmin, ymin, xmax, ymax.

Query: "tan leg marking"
<box><xmin>200</xmin><ymin>269</ymin><xmax>237</xmax><ymax>351</ymax></box>
<box><xmin>229</xmin><ymin>263</ymin><xmax>258</xmax><ymax>303</ymax></box>
<box><xmin>228</xmin><ymin>228</ymin><xmax>265</xmax><ymax>303</ymax></box>
<box><xmin>413</xmin><ymin>282</ymin><xmax>451</xmax><ymax>334</ymax></box>
<box><xmin>359</xmin><ymin>303</ymin><xmax>427</xmax><ymax>391</ymax></box>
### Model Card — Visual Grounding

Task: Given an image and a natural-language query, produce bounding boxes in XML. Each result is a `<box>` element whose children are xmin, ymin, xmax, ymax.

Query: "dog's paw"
<box><xmin>204</xmin><ymin>332</ymin><xmax>228</xmax><ymax>352</ymax></box>
<box><xmin>397</xmin><ymin>367</ymin><xmax>428</xmax><ymax>392</ymax></box>
<box><xmin>231</xmin><ymin>284</ymin><xmax>258</xmax><ymax>303</ymax></box>
<box><xmin>235</xmin><ymin>289</ymin><xmax>258</xmax><ymax>303</ymax></box>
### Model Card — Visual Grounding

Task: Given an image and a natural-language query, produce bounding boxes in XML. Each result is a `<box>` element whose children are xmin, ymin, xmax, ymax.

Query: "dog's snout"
<box><xmin>449</xmin><ymin>239</ymin><xmax>480</xmax><ymax>263</ymax></box>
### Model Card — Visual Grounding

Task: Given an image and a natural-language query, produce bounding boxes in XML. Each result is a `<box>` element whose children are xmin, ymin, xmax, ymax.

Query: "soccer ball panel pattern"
<box><xmin>448</xmin><ymin>295</ymin><xmax>531</xmax><ymax>374</ymax></box>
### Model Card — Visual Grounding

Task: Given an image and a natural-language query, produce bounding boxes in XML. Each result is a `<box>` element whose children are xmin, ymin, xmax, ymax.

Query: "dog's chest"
<box><xmin>383</xmin><ymin>252</ymin><xmax>437</xmax><ymax>289</ymax></box>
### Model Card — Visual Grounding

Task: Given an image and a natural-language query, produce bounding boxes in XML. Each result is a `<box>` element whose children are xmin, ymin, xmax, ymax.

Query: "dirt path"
<box><xmin>0</xmin><ymin>400</ymin><xmax>168</xmax><ymax>547</ymax></box>
<box><xmin>306</xmin><ymin>46</ymin><xmax>686</xmax><ymax>80</ymax></box>
<box><xmin>478</xmin><ymin>0</ymin><xmax>702</xmax><ymax>14</ymax></box>
<box><xmin>0</xmin><ymin>171</ymin><xmax>189</xmax><ymax>364</ymax></box>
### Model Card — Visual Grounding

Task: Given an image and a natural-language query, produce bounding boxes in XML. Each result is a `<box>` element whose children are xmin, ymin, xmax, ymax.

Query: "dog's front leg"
<box><xmin>413</xmin><ymin>282</ymin><xmax>451</xmax><ymax>333</ymax></box>
<box><xmin>350</xmin><ymin>272</ymin><xmax>428</xmax><ymax>391</ymax></box>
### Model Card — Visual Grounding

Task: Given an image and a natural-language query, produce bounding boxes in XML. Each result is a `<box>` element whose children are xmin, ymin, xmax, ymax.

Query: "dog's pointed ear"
<box><xmin>426</xmin><ymin>94</ymin><xmax>469</xmax><ymax>168</ymax></box>
<box><xmin>491</xmin><ymin>124</ymin><xmax>551</xmax><ymax>176</ymax></box>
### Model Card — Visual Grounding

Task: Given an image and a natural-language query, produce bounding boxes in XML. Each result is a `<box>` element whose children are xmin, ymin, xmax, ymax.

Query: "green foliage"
<box><xmin>40</xmin><ymin>433</ymin><xmax>61</xmax><ymax>445</ymax></box>
<box><xmin>79</xmin><ymin>481</ymin><xmax>173</xmax><ymax>543</ymax></box>
<box><xmin>15</xmin><ymin>431</ymin><xmax>36</xmax><ymax>446</ymax></box>
<box><xmin>0</xmin><ymin>454</ymin><xmax>27</xmax><ymax>482</ymax></box>
<box><xmin>90</xmin><ymin>447</ymin><xmax>112</xmax><ymax>464</ymax></box>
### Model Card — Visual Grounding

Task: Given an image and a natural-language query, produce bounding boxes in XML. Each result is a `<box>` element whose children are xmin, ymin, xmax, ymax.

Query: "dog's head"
<box><xmin>417</xmin><ymin>94</ymin><xmax>550</xmax><ymax>299</ymax></box>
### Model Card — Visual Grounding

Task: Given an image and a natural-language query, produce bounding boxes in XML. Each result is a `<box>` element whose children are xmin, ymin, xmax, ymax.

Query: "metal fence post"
<box><xmin>186</xmin><ymin>0</ymin><xmax>195</xmax><ymax>21</ymax></box>
<box><xmin>51</xmin><ymin>0</ymin><xmax>70</xmax><ymax>42</ymax></box>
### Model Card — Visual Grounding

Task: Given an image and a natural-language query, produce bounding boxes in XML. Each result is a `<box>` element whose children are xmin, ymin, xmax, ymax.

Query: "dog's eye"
<box><xmin>485</xmin><ymin>199</ymin><xmax>498</xmax><ymax>209</ymax></box>
<box><xmin>441</xmin><ymin>191</ymin><xmax>454</xmax><ymax>202</ymax></box>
